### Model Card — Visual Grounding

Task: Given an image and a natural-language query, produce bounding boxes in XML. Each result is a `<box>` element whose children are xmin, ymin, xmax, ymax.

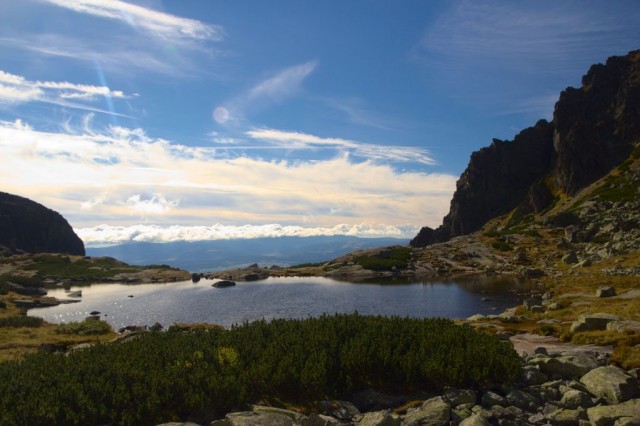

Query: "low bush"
<box><xmin>354</xmin><ymin>247</ymin><xmax>412</xmax><ymax>271</ymax></box>
<box><xmin>0</xmin><ymin>315</ymin><xmax>43</xmax><ymax>328</ymax></box>
<box><xmin>0</xmin><ymin>314</ymin><xmax>520</xmax><ymax>425</ymax></box>
<box><xmin>55</xmin><ymin>318</ymin><xmax>112</xmax><ymax>335</ymax></box>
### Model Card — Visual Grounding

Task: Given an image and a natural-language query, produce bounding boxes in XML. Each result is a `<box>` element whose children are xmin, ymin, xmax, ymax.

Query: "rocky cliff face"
<box><xmin>0</xmin><ymin>192</ymin><xmax>85</xmax><ymax>255</ymax></box>
<box><xmin>412</xmin><ymin>50</ymin><xmax>640</xmax><ymax>247</ymax></box>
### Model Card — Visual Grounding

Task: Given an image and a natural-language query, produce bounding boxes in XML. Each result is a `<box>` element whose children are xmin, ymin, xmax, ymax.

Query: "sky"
<box><xmin>1</xmin><ymin>0</ymin><xmax>639</xmax><ymax>246</ymax></box>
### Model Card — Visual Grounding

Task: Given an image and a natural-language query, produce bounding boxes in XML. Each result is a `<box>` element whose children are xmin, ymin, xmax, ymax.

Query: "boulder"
<box><xmin>530</xmin><ymin>354</ymin><xmax>599</xmax><ymax>380</ymax></box>
<box><xmin>607</xmin><ymin>320</ymin><xmax>640</xmax><ymax>333</ymax></box>
<box><xmin>250</xmin><ymin>406</ymin><xmax>308</xmax><ymax>424</ymax></box>
<box><xmin>570</xmin><ymin>313</ymin><xmax>621</xmax><ymax>333</ymax></box>
<box><xmin>356</xmin><ymin>410</ymin><xmax>401</xmax><ymax>426</ymax></box>
<box><xmin>304</xmin><ymin>414</ymin><xmax>341</xmax><ymax>425</ymax></box>
<box><xmin>506</xmin><ymin>389</ymin><xmax>538</xmax><ymax>411</ymax></box>
<box><xmin>458</xmin><ymin>414</ymin><xmax>491</xmax><ymax>426</ymax></box>
<box><xmin>442</xmin><ymin>389</ymin><xmax>477</xmax><ymax>406</ymax></box>
<box><xmin>545</xmin><ymin>408</ymin><xmax>588</xmax><ymax>425</ymax></box>
<box><xmin>587</xmin><ymin>399</ymin><xmax>640</xmax><ymax>426</ymax></box>
<box><xmin>401</xmin><ymin>397</ymin><xmax>450</xmax><ymax>426</ymax></box>
<box><xmin>317</xmin><ymin>400</ymin><xmax>360</xmax><ymax>422</ymax></box>
<box><xmin>481</xmin><ymin>391</ymin><xmax>507</xmax><ymax>408</ymax></box>
<box><xmin>596</xmin><ymin>286</ymin><xmax>616</xmax><ymax>297</ymax></box>
<box><xmin>213</xmin><ymin>411</ymin><xmax>296</xmax><ymax>425</ymax></box>
<box><xmin>560</xmin><ymin>389</ymin><xmax>594</xmax><ymax>409</ymax></box>
<box><xmin>580</xmin><ymin>366</ymin><xmax>639</xmax><ymax>405</ymax></box>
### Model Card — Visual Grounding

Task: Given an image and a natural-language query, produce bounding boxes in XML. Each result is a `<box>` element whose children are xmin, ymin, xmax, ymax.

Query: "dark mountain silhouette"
<box><xmin>0</xmin><ymin>191</ymin><xmax>85</xmax><ymax>255</ymax></box>
<box><xmin>412</xmin><ymin>50</ymin><xmax>640</xmax><ymax>247</ymax></box>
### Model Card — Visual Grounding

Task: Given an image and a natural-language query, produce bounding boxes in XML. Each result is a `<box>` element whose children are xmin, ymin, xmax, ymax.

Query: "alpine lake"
<box><xmin>28</xmin><ymin>275</ymin><xmax>531</xmax><ymax>330</ymax></box>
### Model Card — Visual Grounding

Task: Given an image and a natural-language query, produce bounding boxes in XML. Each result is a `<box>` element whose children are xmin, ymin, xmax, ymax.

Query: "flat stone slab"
<box><xmin>510</xmin><ymin>333</ymin><xmax>613</xmax><ymax>356</ymax></box>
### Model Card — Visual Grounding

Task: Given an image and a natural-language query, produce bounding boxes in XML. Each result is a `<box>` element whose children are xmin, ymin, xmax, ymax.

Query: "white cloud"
<box><xmin>0</xmin><ymin>69</ymin><xmax>129</xmax><ymax>114</ymax></box>
<box><xmin>247</xmin><ymin>128</ymin><xmax>436</xmax><ymax>165</ymax></box>
<box><xmin>76</xmin><ymin>223</ymin><xmax>418</xmax><ymax>245</ymax></box>
<box><xmin>215</xmin><ymin>61</ymin><xmax>318</xmax><ymax>125</ymax></box>
<box><xmin>0</xmin><ymin>118</ymin><xmax>456</xmax><ymax>235</ymax></box>
<box><xmin>125</xmin><ymin>194</ymin><xmax>179</xmax><ymax>216</ymax></box>
<box><xmin>40</xmin><ymin>0</ymin><xmax>223</xmax><ymax>42</ymax></box>
<box><xmin>248</xmin><ymin>61</ymin><xmax>317</xmax><ymax>101</ymax></box>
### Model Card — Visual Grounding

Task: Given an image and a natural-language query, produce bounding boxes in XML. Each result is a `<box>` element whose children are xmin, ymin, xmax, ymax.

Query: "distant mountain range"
<box><xmin>87</xmin><ymin>236</ymin><xmax>408</xmax><ymax>272</ymax></box>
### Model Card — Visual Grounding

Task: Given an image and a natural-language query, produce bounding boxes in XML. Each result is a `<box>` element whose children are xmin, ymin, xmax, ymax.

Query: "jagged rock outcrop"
<box><xmin>412</xmin><ymin>49</ymin><xmax>640</xmax><ymax>247</ymax></box>
<box><xmin>0</xmin><ymin>192</ymin><xmax>85</xmax><ymax>255</ymax></box>
<box><xmin>554</xmin><ymin>50</ymin><xmax>640</xmax><ymax>194</ymax></box>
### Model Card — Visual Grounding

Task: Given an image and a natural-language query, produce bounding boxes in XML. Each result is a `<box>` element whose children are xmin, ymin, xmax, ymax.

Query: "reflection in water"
<box><xmin>29</xmin><ymin>276</ymin><xmax>528</xmax><ymax>330</ymax></box>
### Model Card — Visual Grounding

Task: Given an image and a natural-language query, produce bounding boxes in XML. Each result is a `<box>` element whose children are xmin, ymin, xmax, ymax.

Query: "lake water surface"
<box><xmin>29</xmin><ymin>276</ymin><xmax>530</xmax><ymax>330</ymax></box>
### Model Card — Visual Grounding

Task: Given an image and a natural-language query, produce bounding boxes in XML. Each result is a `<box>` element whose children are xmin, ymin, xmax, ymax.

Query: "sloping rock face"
<box><xmin>554</xmin><ymin>50</ymin><xmax>640</xmax><ymax>194</ymax></box>
<box><xmin>0</xmin><ymin>192</ymin><xmax>85</xmax><ymax>255</ymax></box>
<box><xmin>411</xmin><ymin>49</ymin><xmax>640</xmax><ymax>247</ymax></box>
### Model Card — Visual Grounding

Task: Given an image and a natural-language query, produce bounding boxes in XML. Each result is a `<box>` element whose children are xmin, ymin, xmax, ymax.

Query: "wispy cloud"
<box><xmin>77</xmin><ymin>223</ymin><xmax>418</xmax><ymax>245</ymax></box>
<box><xmin>413</xmin><ymin>0</ymin><xmax>640</xmax><ymax>118</ymax></box>
<box><xmin>417</xmin><ymin>1</ymin><xmax>639</xmax><ymax>71</ymax></box>
<box><xmin>40</xmin><ymin>0</ymin><xmax>223</xmax><ymax>42</ymax></box>
<box><xmin>0</xmin><ymin>69</ymin><xmax>129</xmax><ymax>116</ymax></box>
<box><xmin>246</xmin><ymin>128</ymin><xmax>436</xmax><ymax>165</ymax></box>
<box><xmin>0</xmin><ymin>118</ymin><xmax>455</xmax><ymax>233</ymax></box>
<box><xmin>214</xmin><ymin>61</ymin><xmax>317</xmax><ymax>124</ymax></box>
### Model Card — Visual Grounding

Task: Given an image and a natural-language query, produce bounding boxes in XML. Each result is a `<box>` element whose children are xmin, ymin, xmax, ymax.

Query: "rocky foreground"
<box><xmin>158</xmin><ymin>346</ymin><xmax>639</xmax><ymax>426</ymax></box>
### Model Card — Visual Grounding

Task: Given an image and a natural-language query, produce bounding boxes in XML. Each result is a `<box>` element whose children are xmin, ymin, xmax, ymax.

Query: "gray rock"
<box><xmin>521</xmin><ymin>365</ymin><xmax>548</xmax><ymax>386</ymax></box>
<box><xmin>607</xmin><ymin>320</ymin><xmax>640</xmax><ymax>333</ymax></box>
<box><xmin>467</xmin><ymin>314</ymin><xmax>487</xmax><ymax>322</ymax></box>
<box><xmin>560</xmin><ymin>389</ymin><xmax>594</xmax><ymax>409</ymax></box>
<box><xmin>580</xmin><ymin>366</ymin><xmax>639</xmax><ymax>405</ymax></box>
<box><xmin>401</xmin><ymin>397</ymin><xmax>450</xmax><ymax>426</ymax></box>
<box><xmin>615</xmin><ymin>417</ymin><xmax>640</xmax><ymax>426</ymax></box>
<box><xmin>459</xmin><ymin>414</ymin><xmax>491</xmax><ymax>426</ymax></box>
<box><xmin>524</xmin><ymin>297</ymin><xmax>543</xmax><ymax>310</ymax></box>
<box><xmin>219</xmin><ymin>411</ymin><xmax>295</xmax><ymax>425</ymax></box>
<box><xmin>587</xmin><ymin>399</ymin><xmax>640</xmax><ymax>426</ymax></box>
<box><xmin>596</xmin><ymin>286</ymin><xmax>616</xmax><ymax>298</ymax></box>
<box><xmin>250</xmin><ymin>406</ymin><xmax>308</xmax><ymax>424</ymax></box>
<box><xmin>356</xmin><ymin>410</ymin><xmax>401</xmax><ymax>426</ymax></box>
<box><xmin>481</xmin><ymin>391</ymin><xmax>507</xmax><ymax>407</ymax></box>
<box><xmin>303</xmin><ymin>414</ymin><xmax>342</xmax><ymax>426</ymax></box>
<box><xmin>546</xmin><ymin>408</ymin><xmax>588</xmax><ymax>425</ymax></box>
<box><xmin>506</xmin><ymin>389</ymin><xmax>538</xmax><ymax>411</ymax></box>
<box><xmin>157</xmin><ymin>423</ymin><xmax>201</xmax><ymax>426</ymax></box>
<box><xmin>530</xmin><ymin>354</ymin><xmax>599</xmax><ymax>380</ymax></box>
<box><xmin>317</xmin><ymin>400</ymin><xmax>360</xmax><ymax>421</ymax></box>
<box><xmin>442</xmin><ymin>389</ymin><xmax>476</xmax><ymax>406</ymax></box>
<box><xmin>570</xmin><ymin>313</ymin><xmax>621</xmax><ymax>333</ymax></box>
<box><xmin>530</xmin><ymin>305</ymin><xmax>544</xmax><ymax>313</ymax></box>
<box><xmin>547</xmin><ymin>302</ymin><xmax>563</xmax><ymax>311</ymax></box>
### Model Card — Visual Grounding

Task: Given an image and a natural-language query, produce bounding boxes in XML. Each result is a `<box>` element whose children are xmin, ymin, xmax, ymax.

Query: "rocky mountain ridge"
<box><xmin>0</xmin><ymin>191</ymin><xmax>85</xmax><ymax>256</ymax></box>
<box><xmin>411</xmin><ymin>49</ymin><xmax>640</xmax><ymax>247</ymax></box>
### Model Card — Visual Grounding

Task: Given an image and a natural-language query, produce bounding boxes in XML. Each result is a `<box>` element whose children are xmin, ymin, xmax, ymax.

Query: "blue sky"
<box><xmin>1</xmin><ymin>0</ymin><xmax>639</xmax><ymax>245</ymax></box>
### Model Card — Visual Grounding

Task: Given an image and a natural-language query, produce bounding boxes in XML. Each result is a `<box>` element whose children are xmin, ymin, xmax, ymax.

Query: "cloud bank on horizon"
<box><xmin>1</xmin><ymin>0</ymin><xmax>639</xmax><ymax>244</ymax></box>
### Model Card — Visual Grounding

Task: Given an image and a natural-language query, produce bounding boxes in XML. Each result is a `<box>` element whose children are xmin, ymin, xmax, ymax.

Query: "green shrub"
<box><xmin>0</xmin><ymin>300</ymin><xmax>6</xmax><ymax>309</ymax></box>
<box><xmin>0</xmin><ymin>316</ymin><xmax>43</xmax><ymax>328</ymax></box>
<box><xmin>0</xmin><ymin>281</ymin><xmax>7</xmax><ymax>295</ymax></box>
<box><xmin>0</xmin><ymin>314</ymin><xmax>520</xmax><ymax>425</ymax></box>
<box><xmin>55</xmin><ymin>318</ymin><xmax>112</xmax><ymax>335</ymax></box>
<box><xmin>0</xmin><ymin>274</ymin><xmax>44</xmax><ymax>288</ymax></box>
<box><xmin>491</xmin><ymin>240</ymin><xmax>512</xmax><ymax>252</ymax></box>
<box><xmin>354</xmin><ymin>247</ymin><xmax>412</xmax><ymax>271</ymax></box>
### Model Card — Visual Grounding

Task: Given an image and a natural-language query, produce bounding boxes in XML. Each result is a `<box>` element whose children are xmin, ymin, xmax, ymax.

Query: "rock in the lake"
<box><xmin>212</xmin><ymin>280</ymin><xmax>236</xmax><ymax>288</ymax></box>
<box><xmin>580</xmin><ymin>366</ymin><xmax>639</xmax><ymax>405</ymax></box>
